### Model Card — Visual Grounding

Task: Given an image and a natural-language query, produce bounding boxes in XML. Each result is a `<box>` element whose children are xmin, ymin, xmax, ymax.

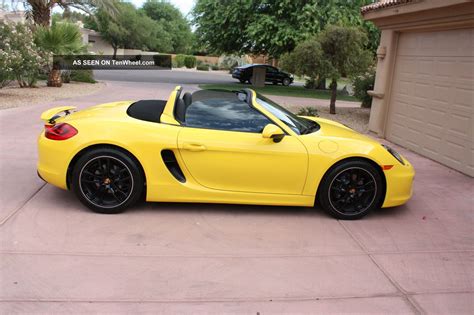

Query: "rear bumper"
<box><xmin>37</xmin><ymin>132</ymin><xmax>74</xmax><ymax>190</ymax></box>
<box><xmin>382</xmin><ymin>160</ymin><xmax>415</xmax><ymax>208</ymax></box>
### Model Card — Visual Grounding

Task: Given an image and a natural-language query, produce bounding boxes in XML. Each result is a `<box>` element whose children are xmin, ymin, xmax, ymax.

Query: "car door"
<box><xmin>265</xmin><ymin>66</ymin><xmax>278</xmax><ymax>82</ymax></box>
<box><xmin>177</xmin><ymin>95</ymin><xmax>308</xmax><ymax>195</ymax></box>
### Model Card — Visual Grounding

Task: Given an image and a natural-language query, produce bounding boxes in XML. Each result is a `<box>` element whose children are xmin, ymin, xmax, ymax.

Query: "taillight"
<box><xmin>45</xmin><ymin>123</ymin><xmax>78</xmax><ymax>140</ymax></box>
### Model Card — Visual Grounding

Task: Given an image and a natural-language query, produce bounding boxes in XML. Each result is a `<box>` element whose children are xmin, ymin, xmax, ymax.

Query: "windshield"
<box><xmin>255</xmin><ymin>93</ymin><xmax>320</xmax><ymax>135</ymax></box>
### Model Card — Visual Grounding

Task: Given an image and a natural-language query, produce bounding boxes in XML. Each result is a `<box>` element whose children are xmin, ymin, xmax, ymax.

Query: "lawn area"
<box><xmin>198</xmin><ymin>83</ymin><xmax>358</xmax><ymax>102</ymax></box>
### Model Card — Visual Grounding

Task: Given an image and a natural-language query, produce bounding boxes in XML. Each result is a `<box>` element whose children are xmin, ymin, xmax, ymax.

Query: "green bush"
<box><xmin>184</xmin><ymin>55</ymin><xmax>196</xmax><ymax>68</ymax></box>
<box><xmin>171</xmin><ymin>59</ymin><xmax>177</xmax><ymax>68</ymax></box>
<box><xmin>61</xmin><ymin>70</ymin><xmax>71</xmax><ymax>83</ymax></box>
<box><xmin>175</xmin><ymin>54</ymin><xmax>186</xmax><ymax>68</ymax></box>
<box><xmin>196</xmin><ymin>59</ymin><xmax>203</xmax><ymax>66</ymax></box>
<box><xmin>196</xmin><ymin>64</ymin><xmax>209</xmax><ymax>71</ymax></box>
<box><xmin>0</xmin><ymin>21</ymin><xmax>49</xmax><ymax>88</ymax></box>
<box><xmin>70</xmin><ymin>69</ymin><xmax>96</xmax><ymax>83</ymax></box>
<box><xmin>353</xmin><ymin>66</ymin><xmax>375</xmax><ymax>108</ymax></box>
<box><xmin>297</xmin><ymin>107</ymin><xmax>319</xmax><ymax>117</ymax></box>
<box><xmin>211</xmin><ymin>64</ymin><xmax>219</xmax><ymax>70</ymax></box>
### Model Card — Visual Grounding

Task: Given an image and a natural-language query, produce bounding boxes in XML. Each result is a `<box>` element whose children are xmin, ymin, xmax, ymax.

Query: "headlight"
<box><xmin>382</xmin><ymin>144</ymin><xmax>405</xmax><ymax>165</ymax></box>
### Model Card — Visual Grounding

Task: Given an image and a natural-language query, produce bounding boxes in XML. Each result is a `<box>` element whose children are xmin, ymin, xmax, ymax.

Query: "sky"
<box><xmin>127</xmin><ymin>0</ymin><xmax>195</xmax><ymax>17</ymax></box>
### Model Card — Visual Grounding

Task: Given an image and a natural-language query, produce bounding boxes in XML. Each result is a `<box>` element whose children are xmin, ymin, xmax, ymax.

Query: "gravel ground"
<box><xmin>0</xmin><ymin>81</ymin><xmax>105</xmax><ymax>110</ymax></box>
<box><xmin>264</xmin><ymin>95</ymin><xmax>369</xmax><ymax>134</ymax></box>
<box><xmin>313</xmin><ymin>105</ymin><xmax>370</xmax><ymax>134</ymax></box>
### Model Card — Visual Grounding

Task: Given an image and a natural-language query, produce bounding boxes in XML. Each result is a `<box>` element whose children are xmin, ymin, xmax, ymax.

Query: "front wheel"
<box><xmin>239</xmin><ymin>79</ymin><xmax>246</xmax><ymax>84</ymax></box>
<box><xmin>282</xmin><ymin>78</ymin><xmax>291</xmax><ymax>86</ymax></box>
<box><xmin>71</xmin><ymin>148</ymin><xmax>144</xmax><ymax>214</ymax></box>
<box><xmin>318</xmin><ymin>160</ymin><xmax>384</xmax><ymax>220</ymax></box>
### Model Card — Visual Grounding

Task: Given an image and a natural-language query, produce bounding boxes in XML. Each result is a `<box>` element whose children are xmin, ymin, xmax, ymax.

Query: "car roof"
<box><xmin>237</xmin><ymin>64</ymin><xmax>275</xmax><ymax>69</ymax></box>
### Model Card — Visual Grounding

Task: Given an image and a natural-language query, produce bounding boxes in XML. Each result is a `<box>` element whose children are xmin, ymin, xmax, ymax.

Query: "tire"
<box><xmin>282</xmin><ymin>78</ymin><xmax>291</xmax><ymax>86</ymax></box>
<box><xmin>71</xmin><ymin>147</ymin><xmax>144</xmax><ymax>214</ymax></box>
<box><xmin>318</xmin><ymin>160</ymin><xmax>384</xmax><ymax>220</ymax></box>
<box><xmin>239</xmin><ymin>79</ymin><xmax>246</xmax><ymax>84</ymax></box>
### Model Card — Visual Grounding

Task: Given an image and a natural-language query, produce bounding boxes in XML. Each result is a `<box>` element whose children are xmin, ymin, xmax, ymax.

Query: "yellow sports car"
<box><xmin>37</xmin><ymin>86</ymin><xmax>414</xmax><ymax>219</ymax></box>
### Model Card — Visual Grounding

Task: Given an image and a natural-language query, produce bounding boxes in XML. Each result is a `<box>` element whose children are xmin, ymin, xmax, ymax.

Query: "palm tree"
<box><xmin>34</xmin><ymin>22</ymin><xmax>86</xmax><ymax>87</ymax></box>
<box><xmin>18</xmin><ymin>0</ymin><xmax>118</xmax><ymax>26</ymax></box>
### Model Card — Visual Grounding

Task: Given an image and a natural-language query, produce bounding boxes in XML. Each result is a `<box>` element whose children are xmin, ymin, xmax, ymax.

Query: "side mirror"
<box><xmin>262</xmin><ymin>124</ymin><xmax>285</xmax><ymax>143</ymax></box>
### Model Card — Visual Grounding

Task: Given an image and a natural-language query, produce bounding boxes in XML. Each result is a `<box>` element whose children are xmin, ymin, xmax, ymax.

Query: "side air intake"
<box><xmin>161</xmin><ymin>150</ymin><xmax>186</xmax><ymax>183</ymax></box>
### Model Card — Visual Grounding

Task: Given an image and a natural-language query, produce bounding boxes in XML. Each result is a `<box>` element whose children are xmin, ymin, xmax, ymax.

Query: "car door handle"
<box><xmin>182</xmin><ymin>143</ymin><xmax>207</xmax><ymax>152</ymax></box>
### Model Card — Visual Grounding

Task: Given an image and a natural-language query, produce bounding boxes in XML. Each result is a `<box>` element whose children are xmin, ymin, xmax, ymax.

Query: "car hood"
<box><xmin>301</xmin><ymin>116</ymin><xmax>379</xmax><ymax>145</ymax></box>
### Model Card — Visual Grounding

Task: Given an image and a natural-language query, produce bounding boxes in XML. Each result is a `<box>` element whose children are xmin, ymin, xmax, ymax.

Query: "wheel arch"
<box><xmin>66</xmin><ymin>144</ymin><xmax>147</xmax><ymax>193</ymax></box>
<box><xmin>314</xmin><ymin>156</ymin><xmax>387</xmax><ymax>207</ymax></box>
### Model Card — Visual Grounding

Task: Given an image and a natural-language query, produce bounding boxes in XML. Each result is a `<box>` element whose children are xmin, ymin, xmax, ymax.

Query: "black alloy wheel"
<box><xmin>318</xmin><ymin>160</ymin><xmax>384</xmax><ymax>220</ymax></box>
<box><xmin>72</xmin><ymin>148</ymin><xmax>144</xmax><ymax>214</ymax></box>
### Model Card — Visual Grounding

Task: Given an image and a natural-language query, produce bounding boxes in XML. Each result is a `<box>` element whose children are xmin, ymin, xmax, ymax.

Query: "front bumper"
<box><xmin>382</xmin><ymin>159</ymin><xmax>415</xmax><ymax>208</ymax></box>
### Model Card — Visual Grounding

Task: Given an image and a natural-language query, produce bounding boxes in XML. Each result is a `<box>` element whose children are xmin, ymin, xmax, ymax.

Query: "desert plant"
<box><xmin>184</xmin><ymin>55</ymin><xmax>197</xmax><ymax>68</ymax></box>
<box><xmin>196</xmin><ymin>63</ymin><xmax>209</xmax><ymax>71</ymax></box>
<box><xmin>34</xmin><ymin>22</ymin><xmax>86</xmax><ymax>87</ymax></box>
<box><xmin>61</xmin><ymin>70</ymin><xmax>71</xmax><ymax>83</ymax></box>
<box><xmin>353</xmin><ymin>66</ymin><xmax>376</xmax><ymax>108</ymax></box>
<box><xmin>297</xmin><ymin>107</ymin><xmax>319</xmax><ymax>117</ymax></box>
<box><xmin>70</xmin><ymin>69</ymin><xmax>96</xmax><ymax>83</ymax></box>
<box><xmin>0</xmin><ymin>21</ymin><xmax>48</xmax><ymax>88</ymax></box>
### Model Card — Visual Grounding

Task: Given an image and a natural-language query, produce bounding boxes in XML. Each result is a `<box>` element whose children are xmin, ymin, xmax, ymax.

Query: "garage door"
<box><xmin>386</xmin><ymin>28</ymin><xmax>474</xmax><ymax>176</ymax></box>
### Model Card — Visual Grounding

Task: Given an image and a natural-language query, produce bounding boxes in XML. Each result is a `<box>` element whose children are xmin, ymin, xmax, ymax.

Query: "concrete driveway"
<box><xmin>0</xmin><ymin>81</ymin><xmax>472</xmax><ymax>314</ymax></box>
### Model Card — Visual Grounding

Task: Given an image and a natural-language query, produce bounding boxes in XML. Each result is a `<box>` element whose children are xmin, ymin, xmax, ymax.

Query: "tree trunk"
<box><xmin>317</xmin><ymin>78</ymin><xmax>326</xmax><ymax>90</ymax></box>
<box><xmin>28</xmin><ymin>1</ymin><xmax>51</xmax><ymax>26</ymax></box>
<box><xmin>329</xmin><ymin>79</ymin><xmax>337</xmax><ymax>114</ymax></box>
<box><xmin>113</xmin><ymin>46</ymin><xmax>118</xmax><ymax>60</ymax></box>
<box><xmin>48</xmin><ymin>69</ymin><xmax>62</xmax><ymax>87</ymax></box>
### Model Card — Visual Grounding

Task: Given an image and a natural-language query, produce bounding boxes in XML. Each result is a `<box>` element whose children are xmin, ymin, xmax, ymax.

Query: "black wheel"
<box><xmin>282</xmin><ymin>78</ymin><xmax>291</xmax><ymax>86</ymax></box>
<box><xmin>318</xmin><ymin>160</ymin><xmax>384</xmax><ymax>220</ymax></box>
<box><xmin>71</xmin><ymin>148</ymin><xmax>144</xmax><ymax>214</ymax></box>
<box><xmin>239</xmin><ymin>79</ymin><xmax>246</xmax><ymax>84</ymax></box>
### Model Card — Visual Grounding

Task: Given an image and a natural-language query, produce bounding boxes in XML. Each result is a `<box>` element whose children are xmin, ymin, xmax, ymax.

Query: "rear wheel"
<box><xmin>239</xmin><ymin>79</ymin><xmax>246</xmax><ymax>84</ymax></box>
<box><xmin>71</xmin><ymin>148</ymin><xmax>144</xmax><ymax>214</ymax></box>
<box><xmin>318</xmin><ymin>160</ymin><xmax>384</xmax><ymax>220</ymax></box>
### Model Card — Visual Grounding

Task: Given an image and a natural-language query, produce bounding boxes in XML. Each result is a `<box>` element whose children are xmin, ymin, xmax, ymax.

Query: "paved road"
<box><xmin>0</xmin><ymin>81</ymin><xmax>472</xmax><ymax>314</ymax></box>
<box><xmin>94</xmin><ymin>69</ymin><xmax>236</xmax><ymax>84</ymax></box>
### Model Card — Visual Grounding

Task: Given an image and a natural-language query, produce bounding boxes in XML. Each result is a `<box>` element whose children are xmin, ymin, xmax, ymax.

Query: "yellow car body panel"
<box><xmin>37</xmin><ymin>87</ymin><xmax>414</xmax><ymax>209</ymax></box>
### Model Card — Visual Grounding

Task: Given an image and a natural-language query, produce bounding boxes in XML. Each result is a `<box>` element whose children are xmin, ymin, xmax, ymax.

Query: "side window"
<box><xmin>185</xmin><ymin>98</ymin><xmax>271</xmax><ymax>133</ymax></box>
<box><xmin>266</xmin><ymin>66</ymin><xmax>276</xmax><ymax>73</ymax></box>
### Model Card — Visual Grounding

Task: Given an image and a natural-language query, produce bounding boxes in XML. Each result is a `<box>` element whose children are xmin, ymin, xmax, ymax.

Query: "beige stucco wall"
<box><xmin>364</xmin><ymin>0</ymin><xmax>474</xmax><ymax>136</ymax></box>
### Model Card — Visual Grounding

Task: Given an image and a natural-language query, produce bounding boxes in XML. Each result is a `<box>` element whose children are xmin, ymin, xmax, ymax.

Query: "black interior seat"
<box><xmin>175</xmin><ymin>99</ymin><xmax>186</xmax><ymax>122</ymax></box>
<box><xmin>183</xmin><ymin>92</ymin><xmax>192</xmax><ymax>107</ymax></box>
<box><xmin>175</xmin><ymin>92</ymin><xmax>193</xmax><ymax>123</ymax></box>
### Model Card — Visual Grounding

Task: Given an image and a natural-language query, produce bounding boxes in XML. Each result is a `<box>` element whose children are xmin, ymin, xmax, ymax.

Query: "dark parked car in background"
<box><xmin>232</xmin><ymin>64</ymin><xmax>294</xmax><ymax>86</ymax></box>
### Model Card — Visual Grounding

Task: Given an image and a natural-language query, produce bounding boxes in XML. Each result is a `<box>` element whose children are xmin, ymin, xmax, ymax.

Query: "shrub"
<box><xmin>353</xmin><ymin>66</ymin><xmax>376</xmax><ymax>108</ymax></box>
<box><xmin>196</xmin><ymin>64</ymin><xmax>209</xmax><ymax>71</ymax></box>
<box><xmin>211</xmin><ymin>64</ymin><xmax>219</xmax><ymax>71</ymax></box>
<box><xmin>218</xmin><ymin>55</ymin><xmax>251</xmax><ymax>71</ymax></box>
<box><xmin>0</xmin><ymin>21</ymin><xmax>49</xmax><ymax>88</ymax></box>
<box><xmin>61</xmin><ymin>70</ymin><xmax>71</xmax><ymax>83</ymax></box>
<box><xmin>297</xmin><ymin>107</ymin><xmax>319</xmax><ymax>117</ymax></box>
<box><xmin>184</xmin><ymin>55</ymin><xmax>196</xmax><ymax>68</ymax></box>
<box><xmin>70</xmin><ymin>69</ymin><xmax>96</xmax><ymax>83</ymax></box>
<box><xmin>171</xmin><ymin>59</ymin><xmax>177</xmax><ymax>68</ymax></box>
<box><xmin>196</xmin><ymin>59</ymin><xmax>203</xmax><ymax>66</ymax></box>
<box><xmin>304</xmin><ymin>78</ymin><xmax>317</xmax><ymax>89</ymax></box>
<box><xmin>175</xmin><ymin>54</ymin><xmax>186</xmax><ymax>68</ymax></box>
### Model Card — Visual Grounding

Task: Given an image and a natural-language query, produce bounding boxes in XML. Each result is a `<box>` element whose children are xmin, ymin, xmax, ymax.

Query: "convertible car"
<box><xmin>37</xmin><ymin>86</ymin><xmax>414</xmax><ymax>219</ymax></box>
